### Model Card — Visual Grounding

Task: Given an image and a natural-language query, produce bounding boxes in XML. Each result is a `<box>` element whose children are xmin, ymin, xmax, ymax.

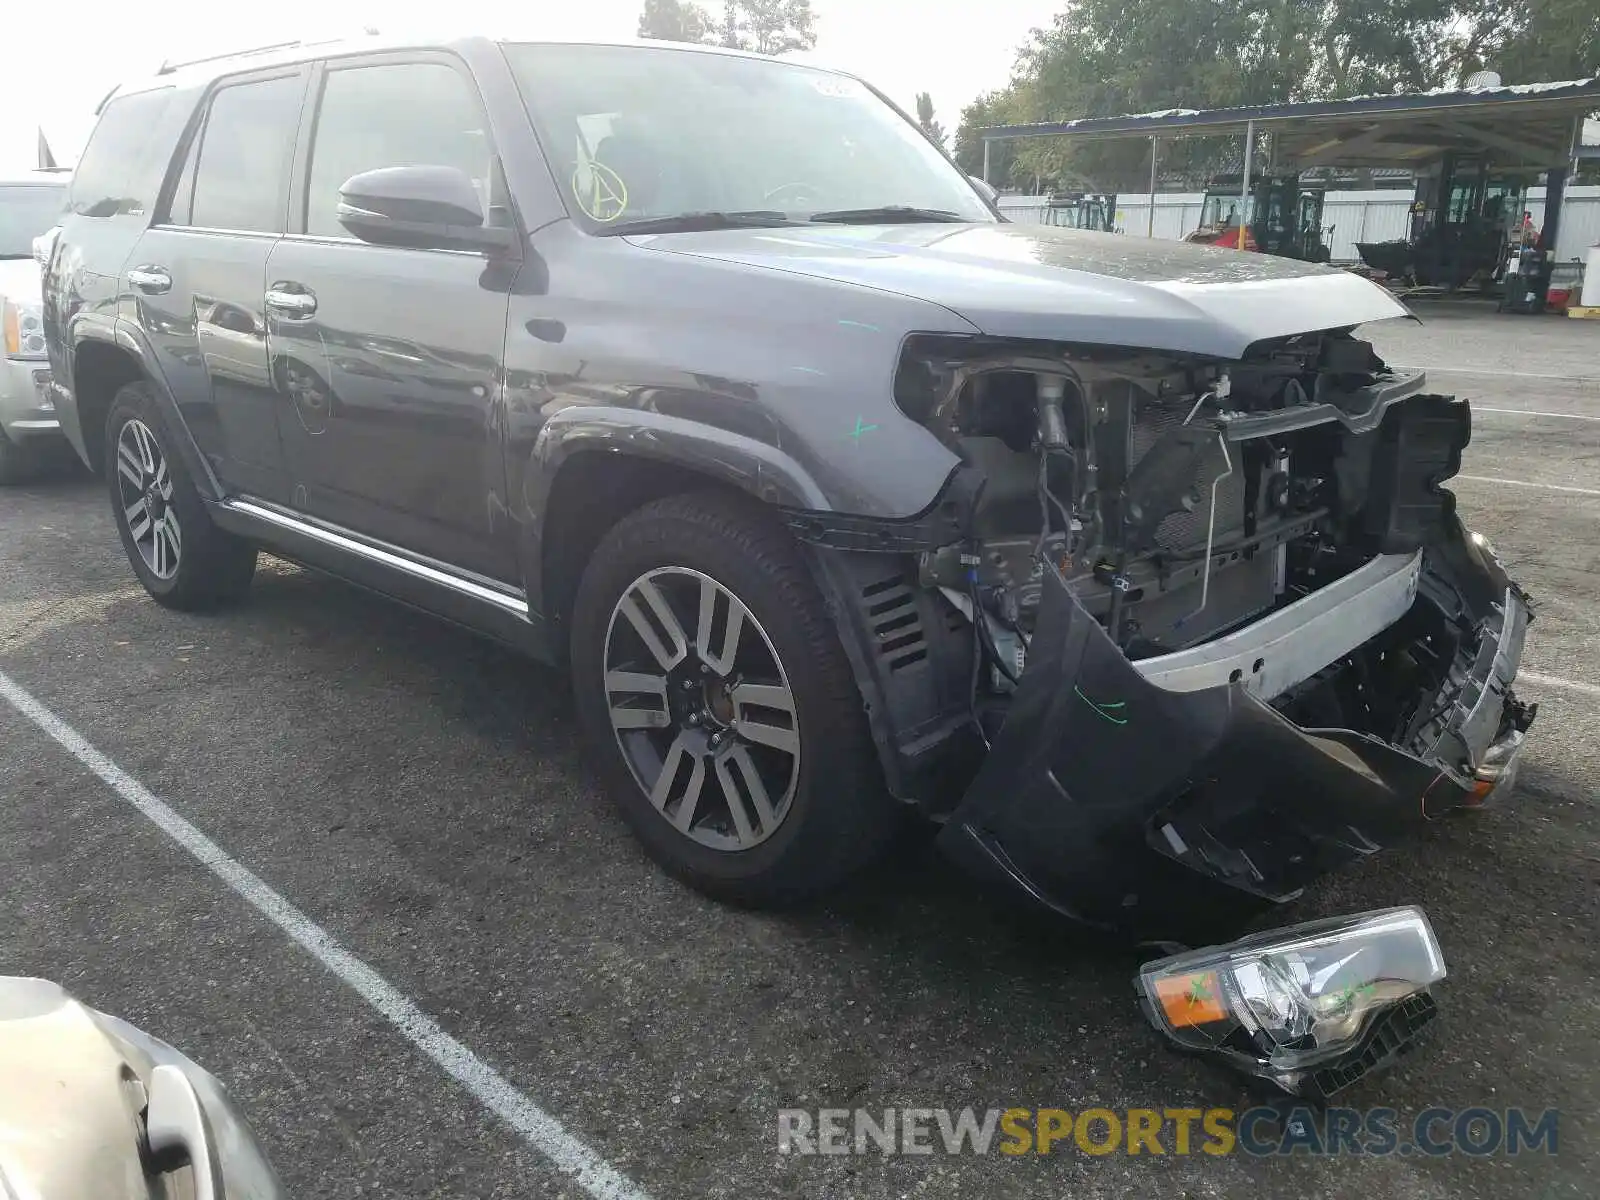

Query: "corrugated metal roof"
<box><xmin>984</xmin><ymin>78</ymin><xmax>1600</xmax><ymax>172</ymax></box>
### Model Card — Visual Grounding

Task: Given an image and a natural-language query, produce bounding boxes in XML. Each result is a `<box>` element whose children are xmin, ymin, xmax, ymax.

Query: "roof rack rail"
<box><xmin>157</xmin><ymin>40</ymin><xmax>303</xmax><ymax>75</ymax></box>
<box><xmin>155</xmin><ymin>30</ymin><xmax>377</xmax><ymax>76</ymax></box>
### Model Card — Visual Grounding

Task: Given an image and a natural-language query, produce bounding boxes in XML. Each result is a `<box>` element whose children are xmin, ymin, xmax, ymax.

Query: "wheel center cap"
<box><xmin>704</xmin><ymin>678</ymin><xmax>735</xmax><ymax>726</ymax></box>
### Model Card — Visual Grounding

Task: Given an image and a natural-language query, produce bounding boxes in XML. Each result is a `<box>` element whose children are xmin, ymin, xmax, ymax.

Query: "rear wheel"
<box><xmin>106</xmin><ymin>382</ymin><xmax>257</xmax><ymax>610</ymax></box>
<box><xmin>571</xmin><ymin>491</ymin><xmax>900</xmax><ymax>905</ymax></box>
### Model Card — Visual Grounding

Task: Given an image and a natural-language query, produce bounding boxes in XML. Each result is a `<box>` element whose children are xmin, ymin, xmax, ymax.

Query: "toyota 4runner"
<box><xmin>42</xmin><ymin>33</ymin><xmax>1535</xmax><ymax>940</ymax></box>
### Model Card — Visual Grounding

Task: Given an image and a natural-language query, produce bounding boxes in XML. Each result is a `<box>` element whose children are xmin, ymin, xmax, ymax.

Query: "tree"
<box><xmin>718</xmin><ymin>0</ymin><xmax>818</xmax><ymax>55</ymax></box>
<box><xmin>1487</xmin><ymin>0</ymin><xmax>1600</xmax><ymax>83</ymax></box>
<box><xmin>638</xmin><ymin>0</ymin><xmax>716</xmax><ymax>44</ymax></box>
<box><xmin>915</xmin><ymin>93</ymin><xmax>948</xmax><ymax>149</ymax></box>
<box><xmin>950</xmin><ymin>0</ymin><xmax>1590</xmax><ymax>195</ymax></box>
<box><xmin>953</xmin><ymin>88</ymin><xmax>1026</xmax><ymax>182</ymax></box>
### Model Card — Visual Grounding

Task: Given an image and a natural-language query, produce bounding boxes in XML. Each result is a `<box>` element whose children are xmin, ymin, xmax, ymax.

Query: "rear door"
<box><xmin>265</xmin><ymin>52</ymin><xmax>514</xmax><ymax>582</ymax></box>
<box><xmin>129</xmin><ymin>67</ymin><xmax>308</xmax><ymax>501</ymax></box>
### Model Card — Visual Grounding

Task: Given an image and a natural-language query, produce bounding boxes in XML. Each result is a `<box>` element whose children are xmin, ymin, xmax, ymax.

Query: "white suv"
<box><xmin>0</xmin><ymin>170</ymin><xmax>69</xmax><ymax>483</ymax></box>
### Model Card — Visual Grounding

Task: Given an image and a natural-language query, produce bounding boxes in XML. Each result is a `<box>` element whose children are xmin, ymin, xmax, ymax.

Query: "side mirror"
<box><xmin>968</xmin><ymin>175</ymin><xmax>999</xmax><ymax>206</ymax></box>
<box><xmin>337</xmin><ymin>165</ymin><xmax>515</xmax><ymax>254</ymax></box>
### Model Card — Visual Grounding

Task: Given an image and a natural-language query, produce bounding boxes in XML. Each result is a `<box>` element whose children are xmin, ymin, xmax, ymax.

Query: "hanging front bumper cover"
<box><xmin>938</xmin><ymin>518</ymin><xmax>1535</xmax><ymax>942</ymax></box>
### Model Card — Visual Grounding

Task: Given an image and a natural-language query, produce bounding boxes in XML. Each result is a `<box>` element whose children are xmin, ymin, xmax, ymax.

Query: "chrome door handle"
<box><xmin>265</xmin><ymin>288</ymin><xmax>317</xmax><ymax>318</ymax></box>
<box><xmin>126</xmin><ymin>266</ymin><xmax>171</xmax><ymax>295</ymax></box>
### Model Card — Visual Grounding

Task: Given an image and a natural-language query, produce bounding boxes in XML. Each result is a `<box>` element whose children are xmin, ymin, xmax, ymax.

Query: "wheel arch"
<box><xmin>71</xmin><ymin>322</ymin><xmax>221</xmax><ymax>501</ymax></box>
<box><xmin>525</xmin><ymin>410</ymin><xmax>830</xmax><ymax>645</ymax></box>
<box><xmin>536</xmin><ymin>449</ymin><xmax>753</xmax><ymax>660</ymax></box>
<box><xmin>534</xmin><ymin>444</ymin><xmax>984</xmax><ymax>813</ymax></box>
<box><xmin>69</xmin><ymin>335</ymin><xmax>144</xmax><ymax>475</ymax></box>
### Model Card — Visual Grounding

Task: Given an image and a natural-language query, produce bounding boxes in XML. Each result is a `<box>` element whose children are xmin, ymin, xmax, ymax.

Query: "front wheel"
<box><xmin>570</xmin><ymin>492</ymin><xmax>900</xmax><ymax>906</ymax></box>
<box><xmin>106</xmin><ymin>382</ymin><xmax>258</xmax><ymax>610</ymax></box>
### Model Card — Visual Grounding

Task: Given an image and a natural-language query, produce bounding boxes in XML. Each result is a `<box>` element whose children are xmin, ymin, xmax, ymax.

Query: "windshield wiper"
<box><xmin>595</xmin><ymin>210</ymin><xmax>795</xmax><ymax>236</ymax></box>
<box><xmin>807</xmin><ymin>205</ymin><xmax>965</xmax><ymax>225</ymax></box>
<box><xmin>0</xmin><ymin>253</ymin><xmax>32</xmax><ymax>260</ymax></box>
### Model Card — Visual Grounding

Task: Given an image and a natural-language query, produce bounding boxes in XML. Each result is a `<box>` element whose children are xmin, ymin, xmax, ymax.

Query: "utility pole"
<box><xmin>1239</xmin><ymin>120</ymin><xmax>1255</xmax><ymax>250</ymax></box>
<box><xmin>1147</xmin><ymin>136</ymin><xmax>1159</xmax><ymax>238</ymax></box>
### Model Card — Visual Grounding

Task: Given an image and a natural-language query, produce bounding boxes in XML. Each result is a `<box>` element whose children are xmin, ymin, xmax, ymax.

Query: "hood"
<box><xmin>627</xmin><ymin>222</ymin><xmax>1410</xmax><ymax>360</ymax></box>
<box><xmin>0</xmin><ymin>258</ymin><xmax>41</xmax><ymax>304</ymax></box>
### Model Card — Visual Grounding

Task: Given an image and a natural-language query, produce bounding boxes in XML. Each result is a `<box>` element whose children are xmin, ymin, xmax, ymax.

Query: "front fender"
<box><xmin>517</xmin><ymin>406</ymin><xmax>832</xmax><ymax>619</ymax></box>
<box><xmin>530</xmin><ymin>405</ymin><xmax>830</xmax><ymax>511</ymax></box>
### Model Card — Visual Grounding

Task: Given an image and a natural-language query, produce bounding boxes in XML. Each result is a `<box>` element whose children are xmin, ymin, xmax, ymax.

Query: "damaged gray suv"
<box><xmin>43</xmin><ymin>34</ymin><xmax>1534</xmax><ymax>940</ymax></box>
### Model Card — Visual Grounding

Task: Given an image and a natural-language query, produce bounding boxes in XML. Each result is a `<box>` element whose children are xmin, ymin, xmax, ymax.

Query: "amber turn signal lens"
<box><xmin>1153</xmin><ymin>969</ymin><xmax>1229</xmax><ymax>1028</ymax></box>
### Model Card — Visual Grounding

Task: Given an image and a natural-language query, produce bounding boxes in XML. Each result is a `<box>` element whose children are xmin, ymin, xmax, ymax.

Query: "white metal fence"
<box><xmin>998</xmin><ymin>185</ymin><xmax>1600</xmax><ymax>266</ymax></box>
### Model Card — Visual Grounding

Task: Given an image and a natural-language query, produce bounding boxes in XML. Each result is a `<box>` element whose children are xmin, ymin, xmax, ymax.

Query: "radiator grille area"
<box><xmin>1129</xmin><ymin>406</ymin><xmax>1248</xmax><ymax>553</ymax></box>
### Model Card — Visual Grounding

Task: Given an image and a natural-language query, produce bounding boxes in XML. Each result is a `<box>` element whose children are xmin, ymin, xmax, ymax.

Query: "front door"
<box><xmin>266</xmin><ymin>54</ymin><xmax>514</xmax><ymax>582</ymax></box>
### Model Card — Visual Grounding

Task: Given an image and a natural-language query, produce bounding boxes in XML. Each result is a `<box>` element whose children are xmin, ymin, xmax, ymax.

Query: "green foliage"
<box><xmin>915</xmin><ymin>93</ymin><xmax>948</xmax><ymax>149</ymax></box>
<box><xmin>638</xmin><ymin>0</ymin><xmax>818</xmax><ymax>54</ymax></box>
<box><xmin>638</xmin><ymin>0</ymin><xmax>716</xmax><ymax>44</ymax></box>
<box><xmin>718</xmin><ymin>0</ymin><xmax>819</xmax><ymax>55</ymax></box>
<box><xmin>1489</xmin><ymin>0</ymin><xmax>1600</xmax><ymax>83</ymax></box>
<box><xmin>953</xmin><ymin>0</ymin><xmax>1598</xmax><ymax>194</ymax></box>
<box><xmin>953</xmin><ymin>88</ymin><xmax>1027</xmax><ymax>178</ymax></box>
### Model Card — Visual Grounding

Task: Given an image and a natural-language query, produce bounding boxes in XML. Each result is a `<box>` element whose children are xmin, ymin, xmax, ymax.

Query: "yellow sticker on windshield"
<box><xmin>572</xmin><ymin>161</ymin><xmax>628</xmax><ymax>223</ymax></box>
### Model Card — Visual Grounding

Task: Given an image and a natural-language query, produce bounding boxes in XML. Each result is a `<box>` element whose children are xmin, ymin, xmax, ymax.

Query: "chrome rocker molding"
<box><xmin>1134</xmin><ymin>550</ymin><xmax>1424</xmax><ymax>700</ymax></box>
<box><xmin>222</xmin><ymin>498</ymin><xmax>530</xmax><ymax>617</ymax></box>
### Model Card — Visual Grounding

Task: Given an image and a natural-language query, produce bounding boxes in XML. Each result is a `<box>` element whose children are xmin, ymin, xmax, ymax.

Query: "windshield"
<box><xmin>503</xmin><ymin>43</ymin><xmax>993</xmax><ymax>232</ymax></box>
<box><xmin>0</xmin><ymin>184</ymin><xmax>67</xmax><ymax>257</ymax></box>
<box><xmin>1199</xmin><ymin>191</ymin><xmax>1249</xmax><ymax>230</ymax></box>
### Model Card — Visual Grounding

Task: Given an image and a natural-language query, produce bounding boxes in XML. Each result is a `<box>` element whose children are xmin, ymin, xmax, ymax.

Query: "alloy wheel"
<box><xmin>115</xmin><ymin>418</ymin><xmax>182</xmax><ymax>580</ymax></box>
<box><xmin>603</xmin><ymin>567</ymin><xmax>801</xmax><ymax>852</ymax></box>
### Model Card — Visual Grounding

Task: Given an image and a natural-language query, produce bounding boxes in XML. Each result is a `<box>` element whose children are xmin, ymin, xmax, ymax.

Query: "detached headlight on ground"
<box><xmin>1136</xmin><ymin>907</ymin><xmax>1446</xmax><ymax>1098</ymax></box>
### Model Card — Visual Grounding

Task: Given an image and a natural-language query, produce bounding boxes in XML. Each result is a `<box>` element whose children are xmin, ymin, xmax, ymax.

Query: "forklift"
<box><xmin>1184</xmin><ymin>175</ymin><xmax>1332</xmax><ymax>261</ymax></box>
<box><xmin>1355</xmin><ymin>153</ymin><xmax>1527</xmax><ymax>289</ymax></box>
<box><xmin>1043</xmin><ymin>192</ymin><xmax>1117</xmax><ymax>232</ymax></box>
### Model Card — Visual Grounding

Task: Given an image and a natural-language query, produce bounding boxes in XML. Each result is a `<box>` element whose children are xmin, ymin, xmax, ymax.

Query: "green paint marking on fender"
<box><xmin>1074</xmin><ymin>685</ymin><xmax>1128</xmax><ymax>725</ymax></box>
<box><xmin>850</xmin><ymin>417</ymin><xmax>879</xmax><ymax>441</ymax></box>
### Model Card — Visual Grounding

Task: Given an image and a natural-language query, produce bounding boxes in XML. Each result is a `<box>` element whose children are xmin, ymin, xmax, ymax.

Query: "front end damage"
<box><xmin>807</xmin><ymin>326</ymin><xmax>1535</xmax><ymax>941</ymax></box>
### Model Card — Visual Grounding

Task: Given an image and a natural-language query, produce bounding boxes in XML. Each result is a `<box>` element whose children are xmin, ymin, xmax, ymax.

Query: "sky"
<box><xmin>0</xmin><ymin>0</ymin><xmax>1059</xmax><ymax>171</ymax></box>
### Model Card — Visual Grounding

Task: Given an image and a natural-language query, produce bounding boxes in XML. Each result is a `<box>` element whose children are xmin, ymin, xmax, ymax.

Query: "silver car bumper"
<box><xmin>0</xmin><ymin>357</ymin><xmax>60</xmax><ymax>440</ymax></box>
<box><xmin>0</xmin><ymin>976</ymin><xmax>286</xmax><ymax>1200</ymax></box>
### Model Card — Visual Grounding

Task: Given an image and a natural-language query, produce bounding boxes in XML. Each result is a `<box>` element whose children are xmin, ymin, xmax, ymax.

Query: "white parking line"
<box><xmin>1456</xmin><ymin>475</ymin><xmax>1600</xmax><ymax>497</ymax></box>
<box><xmin>1475</xmin><ymin>408</ymin><xmax>1600</xmax><ymax>423</ymax></box>
<box><xmin>0</xmin><ymin>669</ymin><xmax>652</xmax><ymax>1200</ymax></box>
<box><xmin>1519</xmin><ymin>671</ymin><xmax>1600</xmax><ymax>700</ymax></box>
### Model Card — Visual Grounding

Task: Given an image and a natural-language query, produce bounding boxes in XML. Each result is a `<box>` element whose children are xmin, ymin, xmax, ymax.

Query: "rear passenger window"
<box><xmin>71</xmin><ymin>89</ymin><xmax>185</xmax><ymax>218</ymax></box>
<box><xmin>304</xmin><ymin>62</ymin><xmax>493</xmax><ymax>238</ymax></box>
<box><xmin>183</xmin><ymin>74</ymin><xmax>303</xmax><ymax>233</ymax></box>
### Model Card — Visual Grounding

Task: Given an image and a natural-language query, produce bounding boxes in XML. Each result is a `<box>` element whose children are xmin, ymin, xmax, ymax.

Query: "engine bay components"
<box><xmin>901</xmin><ymin>330</ymin><xmax>1410</xmax><ymax>679</ymax></box>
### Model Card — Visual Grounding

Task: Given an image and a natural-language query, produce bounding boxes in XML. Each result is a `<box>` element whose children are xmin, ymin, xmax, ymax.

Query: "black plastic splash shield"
<box><xmin>936</xmin><ymin>543</ymin><xmax>1517</xmax><ymax>942</ymax></box>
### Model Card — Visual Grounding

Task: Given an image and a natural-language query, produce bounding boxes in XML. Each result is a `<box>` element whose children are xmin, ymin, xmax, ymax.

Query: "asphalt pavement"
<box><xmin>1</xmin><ymin>301</ymin><xmax>1596</xmax><ymax>1198</ymax></box>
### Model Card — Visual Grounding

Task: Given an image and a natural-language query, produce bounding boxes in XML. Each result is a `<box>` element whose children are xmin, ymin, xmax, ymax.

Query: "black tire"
<box><xmin>571</xmin><ymin>490</ymin><xmax>900</xmax><ymax>906</ymax></box>
<box><xmin>0</xmin><ymin>428</ymin><xmax>40</xmax><ymax>486</ymax></box>
<box><xmin>106</xmin><ymin>382</ymin><xmax>257</xmax><ymax>611</ymax></box>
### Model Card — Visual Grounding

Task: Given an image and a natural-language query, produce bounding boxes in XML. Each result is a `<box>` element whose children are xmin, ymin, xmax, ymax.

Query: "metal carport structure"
<box><xmin>980</xmin><ymin>78</ymin><xmax>1600</xmax><ymax>250</ymax></box>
